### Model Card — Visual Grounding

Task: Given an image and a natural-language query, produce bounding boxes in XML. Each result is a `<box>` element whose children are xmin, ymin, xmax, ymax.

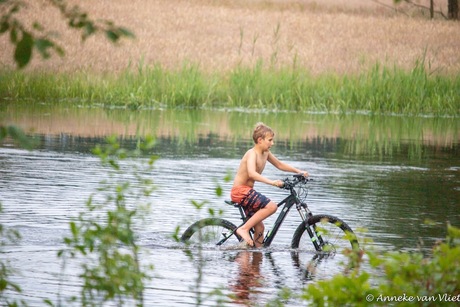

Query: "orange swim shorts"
<box><xmin>230</xmin><ymin>185</ymin><xmax>271</xmax><ymax>218</ymax></box>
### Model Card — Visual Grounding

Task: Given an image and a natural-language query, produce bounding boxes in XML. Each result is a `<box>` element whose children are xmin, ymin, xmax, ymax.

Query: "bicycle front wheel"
<box><xmin>180</xmin><ymin>218</ymin><xmax>240</xmax><ymax>247</ymax></box>
<box><xmin>291</xmin><ymin>214</ymin><xmax>359</xmax><ymax>253</ymax></box>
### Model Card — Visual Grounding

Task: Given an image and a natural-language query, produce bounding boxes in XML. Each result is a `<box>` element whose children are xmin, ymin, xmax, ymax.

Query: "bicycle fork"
<box><xmin>297</xmin><ymin>202</ymin><xmax>326</xmax><ymax>252</ymax></box>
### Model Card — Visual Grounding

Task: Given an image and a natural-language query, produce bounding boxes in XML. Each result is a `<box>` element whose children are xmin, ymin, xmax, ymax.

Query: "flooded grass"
<box><xmin>1</xmin><ymin>60</ymin><xmax>459</xmax><ymax>116</ymax></box>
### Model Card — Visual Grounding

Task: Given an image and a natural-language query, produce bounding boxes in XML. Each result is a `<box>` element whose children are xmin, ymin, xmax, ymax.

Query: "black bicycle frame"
<box><xmin>261</xmin><ymin>194</ymin><xmax>298</xmax><ymax>247</ymax></box>
<box><xmin>217</xmin><ymin>191</ymin><xmax>308</xmax><ymax>247</ymax></box>
<box><xmin>210</xmin><ymin>177</ymin><xmax>346</xmax><ymax>252</ymax></box>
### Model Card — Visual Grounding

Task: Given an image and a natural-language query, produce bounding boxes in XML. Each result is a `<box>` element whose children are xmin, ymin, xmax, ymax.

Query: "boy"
<box><xmin>231</xmin><ymin>122</ymin><xmax>308</xmax><ymax>247</ymax></box>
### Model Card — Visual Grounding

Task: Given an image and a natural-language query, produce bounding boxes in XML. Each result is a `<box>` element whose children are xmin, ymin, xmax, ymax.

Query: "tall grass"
<box><xmin>0</xmin><ymin>60</ymin><xmax>458</xmax><ymax>116</ymax></box>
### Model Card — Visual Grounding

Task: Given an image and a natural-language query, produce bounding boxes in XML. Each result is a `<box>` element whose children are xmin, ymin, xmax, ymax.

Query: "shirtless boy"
<box><xmin>231</xmin><ymin>123</ymin><xmax>309</xmax><ymax>247</ymax></box>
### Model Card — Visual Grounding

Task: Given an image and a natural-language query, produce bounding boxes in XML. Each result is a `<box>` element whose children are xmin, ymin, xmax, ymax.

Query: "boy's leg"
<box><xmin>253</xmin><ymin>222</ymin><xmax>265</xmax><ymax>248</ymax></box>
<box><xmin>237</xmin><ymin>201</ymin><xmax>277</xmax><ymax>246</ymax></box>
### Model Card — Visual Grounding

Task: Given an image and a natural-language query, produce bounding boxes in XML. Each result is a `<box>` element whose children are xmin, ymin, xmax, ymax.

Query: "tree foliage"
<box><xmin>301</xmin><ymin>223</ymin><xmax>460</xmax><ymax>306</ymax></box>
<box><xmin>58</xmin><ymin>136</ymin><xmax>157</xmax><ymax>306</ymax></box>
<box><xmin>0</xmin><ymin>0</ymin><xmax>134</xmax><ymax>69</ymax></box>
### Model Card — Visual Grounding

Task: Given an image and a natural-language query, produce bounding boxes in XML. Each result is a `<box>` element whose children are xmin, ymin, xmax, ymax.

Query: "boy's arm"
<box><xmin>247</xmin><ymin>150</ymin><xmax>282</xmax><ymax>186</ymax></box>
<box><xmin>268</xmin><ymin>152</ymin><xmax>309</xmax><ymax>176</ymax></box>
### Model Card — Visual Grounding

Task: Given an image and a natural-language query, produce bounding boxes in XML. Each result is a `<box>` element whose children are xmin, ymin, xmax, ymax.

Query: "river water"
<box><xmin>1</xmin><ymin>103</ymin><xmax>459</xmax><ymax>306</ymax></box>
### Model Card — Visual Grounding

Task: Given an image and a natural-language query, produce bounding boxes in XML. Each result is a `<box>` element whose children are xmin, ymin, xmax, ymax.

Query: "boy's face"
<box><xmin>258</xmin><ymin>133</ymin><xmax>274</xmax><ymax>150</ymax></box>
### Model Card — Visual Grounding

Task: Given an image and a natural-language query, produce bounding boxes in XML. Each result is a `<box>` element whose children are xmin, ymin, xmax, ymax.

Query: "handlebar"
<box><xmin>280</xmin><ymin>174</ymin><xmax>312</xmax><ymax>190</ymax></box>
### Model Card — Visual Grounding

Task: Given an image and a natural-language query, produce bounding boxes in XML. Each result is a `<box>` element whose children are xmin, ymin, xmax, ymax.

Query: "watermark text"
<box><xmin>366</xmin><ymin>293</ymin><xmax>460</xmax><ymax>303</ymax></box>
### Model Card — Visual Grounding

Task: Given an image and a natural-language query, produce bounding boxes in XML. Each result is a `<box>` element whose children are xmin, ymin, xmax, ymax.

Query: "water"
<box><xmin>1</xmin><ymin>104</ymin><xmax>459</xmax><ymax>306</ymax></box>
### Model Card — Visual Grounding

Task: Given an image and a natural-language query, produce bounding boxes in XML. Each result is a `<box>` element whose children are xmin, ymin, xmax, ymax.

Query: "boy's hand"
<box><xmin>300</xmin><ymin>171</ymin><xmax>309</xmax><ymax>178</ymax></box>
<box><xmin>272</xmin><ymin>179</ymin><xmax>284</xmax><ymax>187</ymax></box>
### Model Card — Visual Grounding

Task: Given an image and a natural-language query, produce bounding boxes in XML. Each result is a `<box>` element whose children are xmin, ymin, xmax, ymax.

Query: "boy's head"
<box><xmin>252</xmin><ymin>122</ymin><xmax>274</xmax><ymax>144</ymax></box>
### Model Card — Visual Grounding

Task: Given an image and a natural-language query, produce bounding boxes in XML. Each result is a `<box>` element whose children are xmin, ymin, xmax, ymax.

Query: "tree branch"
<box><xmin>391</xmin><ymin>0</ymin><xmax>448</xmax><ymax>19</ymax></box>
<box><xmin>370</xmin><ymin>0</ymin><xmax>410</xmax><ymax>17</ymax></box>
<box><xmin>0</xmin><ymin>0</ymin><xmax>134</xmax><ymax>69</ymax></box>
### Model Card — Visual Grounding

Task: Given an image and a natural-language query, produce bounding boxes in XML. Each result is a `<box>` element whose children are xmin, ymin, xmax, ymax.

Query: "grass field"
<box><xmin>0</xmin><ymin>0</ymin><xmax>458</xmax><ymax>75</ymax></box>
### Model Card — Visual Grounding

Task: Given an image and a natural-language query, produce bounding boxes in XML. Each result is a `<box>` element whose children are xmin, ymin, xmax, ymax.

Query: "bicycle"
<box><xmin>181</xmin><ymin>174</ymin><xmax>359</xmax><ymax>254</ymax></box>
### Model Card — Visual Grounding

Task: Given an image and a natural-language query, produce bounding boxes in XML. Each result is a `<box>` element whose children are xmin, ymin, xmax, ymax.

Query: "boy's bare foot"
<box><xmin>236</xmin><ymin>228</ymin><xmax>254</xmax><ymax>247</ymax></box>
<box><xmin>254</xmin><ymin>232</ymin><xmax>264</xmax><ymax>248</ymax></box>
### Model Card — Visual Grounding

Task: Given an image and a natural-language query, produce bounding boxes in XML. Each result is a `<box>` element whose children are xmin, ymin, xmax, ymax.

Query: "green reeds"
<box><xmin>0</xmin><ymin>60</ymin><xmax>458</xmax><ymax>116</ymax></box>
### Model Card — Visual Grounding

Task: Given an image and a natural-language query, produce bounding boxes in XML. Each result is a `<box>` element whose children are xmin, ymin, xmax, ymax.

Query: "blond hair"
<box><xmin>252</xmin><ymin>122</ymin><xmax>274</xmax><ymax>143</ymax></box>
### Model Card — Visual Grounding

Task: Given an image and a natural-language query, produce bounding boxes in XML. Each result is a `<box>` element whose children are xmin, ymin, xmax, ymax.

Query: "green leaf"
<box><xmin>224</xmin><ymin>171</ymin><xmax>233</xmax><ymax>182</ymax></box>
<box><xmin>0</xmin><ymin>21</ymin><xmax>9</xmax><ymax>34</ymax></box>
<box><xmin>14</xmin><ymin>31</ymin><xmax>33</xmax><ymax>68</ymax></box>
<box><xmin>6</xmin><ymin>125</ymin><xmax>35</xmax><ymax>149</ymax></box>
<box><xmin>191</xmin><ymin>200</ymin><xmax>204</xmax><ymax>210</ymax></box>
<box><xmin>171</xmin><ymin>226</ymin><xmax>181</xmax><ymax>242</ymax></box>
<box><xmin>215</xmin><ymin>185</ymin><xmax>223</xmax><ymax>197</ymax></box>
<box><xmin>70</xmin><ymin>221</ymin><xmax>78</xmax><ymax>236</ymax></box>
<box><xmin>105</xmin><ymin>30</ymin><xmax>119</xmax><ymax>42</ymax></box>
<box><xmin>118</xmin><ymin>27</ymin><xmax>135</xmax><ymax>38</ymax></box>
<box><xmin>83</xmin><ymin>22</ymin><xmax>95</xmax><ymax>39</ymax></box>
<box><xmin>32</xmin><ymin>22</ymin><xmax>44</xmax><ymax>31</ymax></box>
<box><xmin>9</xmin><ymin>25</ymin><xmax>17</xmax><ymax>43</ymax></box>
<box><xmin>54</xmin><ymin>45</ymin><xmax>65</xmax><ymax>56</ymax></box>
<box><xmin>0</xmin><ymin>279</ymin><xmax>6</xmax><ymax>291</ymax></box>
<box><xmin>0</xmin><ymin>126</ymin><xmax>6</xmax><ymax>141</ymax></box>
<box><xmin>35</xmin><ymin>38</ymin><xmax>54</xmax><ymax>59</ymax></box>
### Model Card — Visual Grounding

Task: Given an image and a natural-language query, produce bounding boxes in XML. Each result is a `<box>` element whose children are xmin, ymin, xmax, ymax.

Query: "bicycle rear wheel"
<box><xmin>291</xmin><ymin>214</ymin><xmax>359</xmax><ymax>253</ymax></box>
<box><xmin>180</xmin><ymin>218</ymin><xmax>240</xmax><ymax>247</ymax></box>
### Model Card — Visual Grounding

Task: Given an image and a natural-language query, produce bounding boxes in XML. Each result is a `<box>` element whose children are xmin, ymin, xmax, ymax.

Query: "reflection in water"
<box><xmin>1</xmin><ymin>101</ymin><xmax>458</xmax><ymax>160</ymax></box>
<box><xmin>290</xmin><ymin>250</ymin><xmax>346</xmax><ymax>282</ymax></box>
<box><xmin>230</xmin><ymin>251</ymin><xmax>264</xmax><ymax>305</ymax></box>
<box><xmin>226</xmin><ymin>249</ymin><xmax>354</xmax><ymax>306</ymax></box>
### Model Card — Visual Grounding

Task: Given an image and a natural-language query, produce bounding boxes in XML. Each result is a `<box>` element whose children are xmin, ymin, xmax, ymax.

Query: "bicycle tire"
<box><xmin>180</xmin><ymin>218</ymin><xmax>240</xmax><ymax>247</ymax></box>
<box><xmin>291</xmin><ymin>214</ymin><xmax>359</xmax><ymax>252</ymax></box>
